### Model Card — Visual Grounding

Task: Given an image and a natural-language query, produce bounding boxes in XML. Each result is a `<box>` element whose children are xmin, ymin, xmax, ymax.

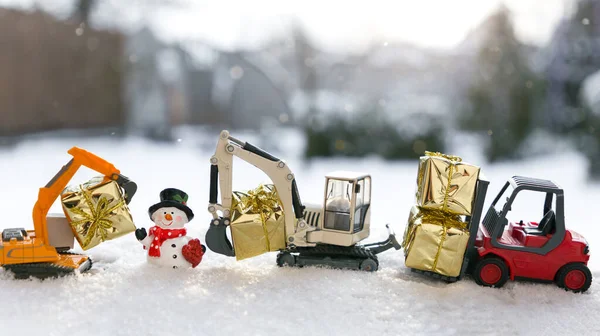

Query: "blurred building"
<box><xmin>211</xmin><ymin>51</ymin><xmax>292</xmax><ymax>129</ymax></box>
<box><xmin>182</xmin><ymin>42</ymin><xmax>219</xmax><ymax>125</ymax></box>
<box><xmin>124</xmin><ymin>27</ymin><xmax>192</xmax><ymax>140</ymax></box>
<box><xmin>124</xmin><ymin>26</ymin><xmax>293</xmax><ymax>136</ymax></box>
<box><xmin>0</xmin><ymin>8</ymin><xmax>124</xmax><ymax>138</ymax></box>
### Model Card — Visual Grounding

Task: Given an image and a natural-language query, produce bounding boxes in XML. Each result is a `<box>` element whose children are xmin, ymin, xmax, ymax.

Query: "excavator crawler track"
<box><xmin>3</xmin><ymin>251</ymin><xmax>92</xmax><ymax>280</ymax></box>
<box><xmin>280</xmin><ymin>244</ymin><xmax>379</xmax><ymax>271</ymax></box>
<box><xmin>294</xmin><ymin>245</ymin><xmax>378</xmax><ymax>261</ymax></box>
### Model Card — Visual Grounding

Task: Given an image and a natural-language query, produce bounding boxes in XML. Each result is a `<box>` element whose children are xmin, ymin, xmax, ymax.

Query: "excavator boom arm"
<box><xmin>33</xmin><ymin>147</ymin><xmax>136</xmax><ymax>245</ymax></box>
<box><xmin>207</xmin><ymin>131</ymin><xmax>314</xmax><ymax>255</ymax></box>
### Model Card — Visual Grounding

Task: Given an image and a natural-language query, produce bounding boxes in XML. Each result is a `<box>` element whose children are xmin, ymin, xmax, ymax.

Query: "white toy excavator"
<box><xmin>205</xmin><ymin>130</ymin><xmax>400</xmax><ymax>271</ymax></box>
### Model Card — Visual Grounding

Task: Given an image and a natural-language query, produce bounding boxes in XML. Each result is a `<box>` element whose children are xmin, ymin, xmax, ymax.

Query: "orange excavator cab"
<box><xmin>0</xmin><ymin>147</ymin><xmax>137</xmax><ymax>279</ymax></box>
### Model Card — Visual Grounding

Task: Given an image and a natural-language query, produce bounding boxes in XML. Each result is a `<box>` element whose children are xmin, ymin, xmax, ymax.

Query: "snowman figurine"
<box><xmin>135</xmin><ymin>188</ymin><xmax>205</xmax><ymax>268</ymax></box>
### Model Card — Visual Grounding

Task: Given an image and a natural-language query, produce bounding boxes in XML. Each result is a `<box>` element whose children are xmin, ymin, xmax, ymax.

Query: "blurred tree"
<box><xmin>543</xmin><ymin>0</ymin><xmax>600</xmax><ymax>133</ymax></box>
<box><xmin>460</xmin><ymin>6</ymin><xmax>544</xmax><ymax>162</ymax></box>
<box><xmin>578</xmin><ymin>68</ymin><xmax>600</xmax><ymax>179</ymax></box>
<box><xmin>73</xmin><ymin>0</ymin><xmax>95</xmax><ymax>24</ymax></box>
<box><xmin>292</xmin><ymin>22</ymin><xmax>318</xmax><ymax>116</ymax></box>
<box><xmin>579</xmin><ymin>111</ymin><xmax>600</xmax><ymax>179</ymax></box>
<box><xmin>304</xmin><ymin>99</ymin><xmax>445</xmax><ymax>160</ymax></box>
<box><xmin>572</xmin><ymin>0</ymin><xmax>600</xmax><ymax>180</ymax></box>
<box><xmin>544</xmin><ymin>0</ymin><xmax>600</xmax><ymax>180</ymax></box>
<box><xmin>574</xmin><ymin>0</ymin><xmax>598</xmax><ymax>34</ymax></box>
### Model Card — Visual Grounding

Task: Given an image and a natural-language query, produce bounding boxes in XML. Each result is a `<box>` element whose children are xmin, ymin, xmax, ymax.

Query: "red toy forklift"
<box><xmin>411</xmin><ymin>176</ymin><xmax>592</xmax><ymax>293</ymax></box>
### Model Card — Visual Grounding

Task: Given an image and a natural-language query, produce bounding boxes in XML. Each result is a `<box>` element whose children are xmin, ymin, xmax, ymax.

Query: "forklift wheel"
<box><xmin>556</xmin><ymin>263</ymin><xmax>592</xmax><ymax>293</ymax></box>
<box><xmin>473</xmin><ymin>257</ymin><xmax>509</xmax><ymax>288</ymax></box>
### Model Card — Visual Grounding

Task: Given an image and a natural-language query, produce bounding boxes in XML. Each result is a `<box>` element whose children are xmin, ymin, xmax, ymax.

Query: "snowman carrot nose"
<box><xmin>165</xmin><ymin>213</ymin><xmax>173</xmax><ymax>221</ymax></box>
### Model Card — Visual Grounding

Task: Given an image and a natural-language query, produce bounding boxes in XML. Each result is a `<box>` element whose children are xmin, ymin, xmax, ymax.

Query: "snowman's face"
<box><xmin>152</xmin><ymin>207</ymin><xmax>189</xmax><ymax>229</ymax></box>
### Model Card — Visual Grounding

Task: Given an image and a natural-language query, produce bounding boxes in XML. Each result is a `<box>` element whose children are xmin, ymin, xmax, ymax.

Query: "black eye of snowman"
<box><xmin>163</xmin><ymin>212</ymin><xmax>166</xmax><ymax>214</ymax></box>
<box><xmin>171</xmin><ymin>212</ymin><xmax>174</xmax><ymax>214</ymax></box>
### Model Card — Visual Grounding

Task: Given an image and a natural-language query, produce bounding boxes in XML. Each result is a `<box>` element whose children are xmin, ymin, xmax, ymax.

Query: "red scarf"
<box><xmin>148</xmin><ymin>226</ymin><xmax>187</xmax><ymax>257</ymax></box>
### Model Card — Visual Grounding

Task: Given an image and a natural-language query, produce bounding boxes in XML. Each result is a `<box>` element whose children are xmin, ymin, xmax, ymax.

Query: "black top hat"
<box><xmin>148</xmin><ymin>188</ymin><xmax>194</xmax><ymax>221</ymax></box>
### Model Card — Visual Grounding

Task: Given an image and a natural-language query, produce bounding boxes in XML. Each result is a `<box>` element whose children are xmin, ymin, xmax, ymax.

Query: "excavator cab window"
<box><xmin>2</xmin><ymin>228</ymin><xmax>26</xmax><ymax>242</ymax></box>
<box><xmin>353</xmin><ymin>178</ymin><xmax>370</xmax><ymax>233</ymax></box>
<box><xmin>324</xmin><ymin>179</ymin><xmax>353</xmax><ymax>232</ymax></box>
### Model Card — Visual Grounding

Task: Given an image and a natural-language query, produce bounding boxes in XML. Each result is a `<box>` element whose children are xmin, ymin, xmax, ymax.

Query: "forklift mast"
<box><xmin>459</xmin><ymin>176</ymin><xmax>490</xmax><ymax>279</ymax></box>
<box><xmin>409</xmin><ymin>176</ymin><xmax>490</xmax><ymax>281</ymax></box>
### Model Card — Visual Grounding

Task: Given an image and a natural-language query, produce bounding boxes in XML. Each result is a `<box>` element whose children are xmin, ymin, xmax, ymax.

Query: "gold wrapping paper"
<box><xmin>230</xmin><ymin>184</ymin><xmax>286</xmax><ymax>261</ymax></box>
<box><xmin>61</xmin><ymin>176</ymin><xmax>136</xmax><ymax>250</ymax></box>
<box><xmin>402</xmin><ymin>206</ymin><xmax>469</xmax><ymax>277</ymax></box>
<box><xmin>415</xmin><ymin>151</ymin><xmax>480</xmax><ymax>216</ymax></box>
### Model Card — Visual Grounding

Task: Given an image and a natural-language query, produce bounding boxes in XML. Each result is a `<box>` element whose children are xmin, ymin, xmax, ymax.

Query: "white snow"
<box><xmin>0</xmin><ymin>134</ymin><xmax>599</xmax><ymax>335</ymax></box>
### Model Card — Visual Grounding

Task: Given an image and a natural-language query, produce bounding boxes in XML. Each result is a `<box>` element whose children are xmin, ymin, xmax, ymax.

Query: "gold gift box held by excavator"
<box><xmin>0</xmin><ymin>147</ymin><xmax>137</xmax><ymax>280</ymax></box>
<box><xmin>229</xmin><ymin>184</ymin><xmax>286</xmax><ymax>261</ymax></box>
<box><xmin>204</xmin><ymin>130</ymin><xmax>401</xmax><ymax>272</ymax></box>
<box><xmin>61</xmin><ymin>176</ymin><xmax>136</xmax><ymax>250</ymax></box>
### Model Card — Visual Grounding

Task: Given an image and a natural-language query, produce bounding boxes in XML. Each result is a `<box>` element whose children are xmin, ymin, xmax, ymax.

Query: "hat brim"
<box><xmin>148</xmin><ymin>201</ymin><xmax>194</xmax><ymax>221</ymax></box>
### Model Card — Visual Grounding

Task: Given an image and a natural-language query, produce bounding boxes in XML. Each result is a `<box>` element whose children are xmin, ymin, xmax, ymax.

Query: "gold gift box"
<box><xmin>415</xmin><ymin>151</ymin><xmax>480</xmax><ymax>216</ymax></box>
<box><xmin>61</xmin><ymin>176</ymin><xmax>136</xmax><ymax>250</ymax></box>
<box><xmin>230</xmin><ymin>184</ymin><xmax>286</xmax><ymax>261</ymax></box>
<box><xmin>403</xmin><ymin>206</ymin><xmax>469</xmax><ymax>277</ymax></box>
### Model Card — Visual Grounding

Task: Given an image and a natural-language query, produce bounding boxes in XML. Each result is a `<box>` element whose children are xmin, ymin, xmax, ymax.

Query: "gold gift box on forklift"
<box><xmin>404</xmin><ymin>151</ymin><xmax>480</xmax><ymax>277</ymax></box>
<box><xmin>403</xmin><ymin>206</ymin><xmax>469</xmax><ymax>277</ymax></box>
<box><xmin>416</xmin><ymin>152</ymin><xmax>480</xmax><ymax>216</ymax></box>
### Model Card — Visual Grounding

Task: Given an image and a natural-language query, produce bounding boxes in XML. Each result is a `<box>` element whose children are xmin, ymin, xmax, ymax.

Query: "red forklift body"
<box><xmin>476</xmin><ymin>227</ymin><xmax>589</xmax><ymax>281</ymax></box>
<box><xmin>409</xmin><ymin>175</ymin><xmax>592</xmax><ymax>292</ymax></box>
<box><xmin>472</xmin><ymin>176</ymin><xmax>591</xmax><ymax>290</ymax></box>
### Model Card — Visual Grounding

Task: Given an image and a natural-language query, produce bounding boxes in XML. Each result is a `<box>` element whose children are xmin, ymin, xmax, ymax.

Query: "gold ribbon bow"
<box><xmin>424</xmin><ymin>151</ymin><xmax>462</xmax><ymax>162</ymax></box>
<box><xmin>235</xmin><ymin>184</ymin><xmax>281</xmax><ymax>251</ymax></box>
<box><xmin>69</xmin><ymin>186</ymin><xmax>125</xmax><ymax>248</ymax></box>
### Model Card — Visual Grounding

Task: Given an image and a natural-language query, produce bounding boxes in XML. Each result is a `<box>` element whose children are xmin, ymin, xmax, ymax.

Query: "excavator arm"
<box><xmin>206</xmin><ymin>130</ymin><xmax>315</xmax><ymax>257</ymax></box>
<box><xmin>32</xmin><ymin>146</ymin><xmax>137</xmax><ymax>245</ymax></box>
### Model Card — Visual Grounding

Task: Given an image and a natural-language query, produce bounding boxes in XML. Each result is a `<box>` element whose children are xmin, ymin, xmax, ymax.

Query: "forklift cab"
<box><xmin>323</xmin><ymin>172</ymin><xmax>371</xmax><ymax>234</ymax></box>
<box><xmin>468</xmin><ymin>176</ymin><xmax>591</xmax><ymax>291</ymax></box>
<box><xmin>483</xmin><ymin>176</ymin><xmax>566</xmax><ymax>254</ymax></box>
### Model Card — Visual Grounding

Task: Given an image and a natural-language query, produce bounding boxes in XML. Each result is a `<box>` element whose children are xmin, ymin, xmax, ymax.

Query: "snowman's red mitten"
<box><xmin>182</xmin><ymin>239</ymin><xmax>204</xmax><ymax>268</ymax></box>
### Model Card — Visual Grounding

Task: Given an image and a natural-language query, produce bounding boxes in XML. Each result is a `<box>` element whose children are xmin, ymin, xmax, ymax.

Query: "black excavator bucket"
<box><xmin>205</xmin><ymin>221</ymin><xmax>235</xmax><ymax>257</ymax></box>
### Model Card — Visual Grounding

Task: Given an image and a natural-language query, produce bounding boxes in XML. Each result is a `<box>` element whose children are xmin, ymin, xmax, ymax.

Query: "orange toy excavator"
<box><xmin>0</xmin><ymin>147</ymin><xmax>137</xmax><ymax>279</ymax></box>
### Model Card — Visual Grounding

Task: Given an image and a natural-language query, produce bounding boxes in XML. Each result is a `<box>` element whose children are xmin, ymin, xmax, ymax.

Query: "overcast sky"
<box><xmin>0</xmin><ymin>0</ymin><xmax>574</xmax><ymax>52</ymax></box>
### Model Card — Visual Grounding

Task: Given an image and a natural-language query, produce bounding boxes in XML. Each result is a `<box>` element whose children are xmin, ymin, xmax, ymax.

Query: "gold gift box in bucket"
<box><xmin>416</xmin><ymin>151</ymin><xmax>480</xmax><ymax>216</ymax></box>
<box><xmin>61</xmin><ymin>176</ymin><xmax>136</xmax><ymax>250</ymax></box>
<box><xmin>230</xmin><ymin>184</ymin><xmax>286</xmax><ymax>261</ymax></box>
<box><xmin>402</xmin><ymin>206</ymin><xmax>469</xmax><ymax>277</ymax></box>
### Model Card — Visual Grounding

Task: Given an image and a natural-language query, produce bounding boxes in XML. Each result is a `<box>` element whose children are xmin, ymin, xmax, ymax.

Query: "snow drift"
<box><xmin>0</xmin><ymin>134</ymin><xmax>599</xmax><ymax>336</ymax></box>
